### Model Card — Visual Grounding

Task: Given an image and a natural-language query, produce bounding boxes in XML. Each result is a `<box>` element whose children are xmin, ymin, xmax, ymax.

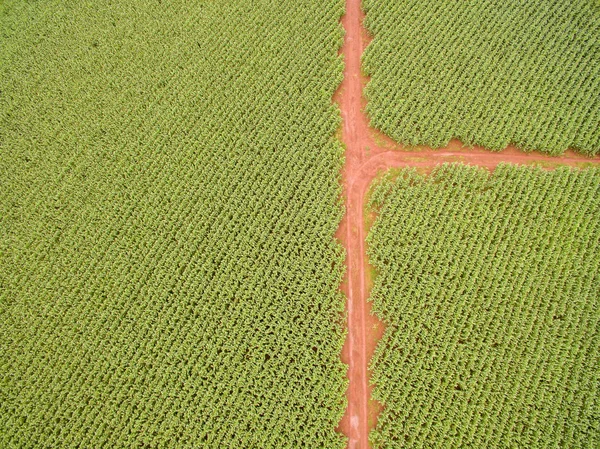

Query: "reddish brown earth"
<box><xmin>334</xmin><ymin>0</ymin><xmax>600</xmax><ymax>448</ymax></box>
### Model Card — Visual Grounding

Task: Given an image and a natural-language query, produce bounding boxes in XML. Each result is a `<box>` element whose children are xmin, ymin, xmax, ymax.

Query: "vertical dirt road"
<box><xmin>334</xmin><ymin>0</ymin><xmax>600</xmax><ymax>448</ymax></box>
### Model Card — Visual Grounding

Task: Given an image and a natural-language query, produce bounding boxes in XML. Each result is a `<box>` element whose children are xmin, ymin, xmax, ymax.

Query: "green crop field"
<box><xmin>0</xmin><ymin>0</ymin><xmax>347</xmax><ymax>447</ymax></box>
<box><xmin>362</xmin><ymin>0</ymin><xmax>600</xmax><ymax>155</ymax></box>
<box><xmin>367</xmin><ymin>164</ymin><xmax>600</xmax><ymax>448</ymax></box>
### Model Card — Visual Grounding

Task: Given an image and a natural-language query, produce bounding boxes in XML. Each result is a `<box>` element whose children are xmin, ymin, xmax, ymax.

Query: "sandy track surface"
<box><xmin>334</xmin><ymin>0</ymin><xmax>600</xmax><ymax>448</ymax></box>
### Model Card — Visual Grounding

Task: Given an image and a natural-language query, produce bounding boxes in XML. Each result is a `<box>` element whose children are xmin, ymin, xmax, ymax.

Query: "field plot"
<box><xmin>367</xmin><ymin>164</ymin><xmax>600</xmax><ymax>448</ymax></box>
<box><xmin>362</xmin><ymin>0</ymin><xmax>600</xmax><ymax>156</ymax></box>
<box><xmin>0</xmin><ymin>0</ymin><xmax>347</xmax><ymax>447</ymax></box>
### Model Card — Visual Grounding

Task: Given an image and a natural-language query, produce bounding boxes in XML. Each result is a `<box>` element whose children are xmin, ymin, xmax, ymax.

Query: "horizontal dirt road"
<box><xmin>334</xmin><ymin>0</ymin><xmax>600</xmax><ymax>448</ymax></box>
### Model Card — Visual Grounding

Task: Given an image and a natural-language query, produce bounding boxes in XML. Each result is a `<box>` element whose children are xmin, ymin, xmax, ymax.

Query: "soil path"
<box><xmin>334</xmin><ymin>0</ymin><xmax>600</xmax><ymax>448</ymax></box>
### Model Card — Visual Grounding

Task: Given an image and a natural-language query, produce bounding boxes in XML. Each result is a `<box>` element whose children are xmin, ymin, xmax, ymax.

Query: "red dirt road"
<box><xmin>334</xmin><ymin>0</ymin><xmax>600</xmax><ymax>448</ymax></box>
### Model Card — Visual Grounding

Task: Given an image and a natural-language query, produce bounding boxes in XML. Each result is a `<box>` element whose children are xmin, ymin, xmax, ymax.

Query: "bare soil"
<box><xmin>334</xmin><ymin>0</ymin><xmax>600</xmax><ymax>448</ymax></box>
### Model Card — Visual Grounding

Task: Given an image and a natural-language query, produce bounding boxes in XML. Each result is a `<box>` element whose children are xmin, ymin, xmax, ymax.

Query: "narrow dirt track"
<box><xmin>334</xmin><ymin>0</ymin><xmax>600</xmax><ymax>448</ymax></box>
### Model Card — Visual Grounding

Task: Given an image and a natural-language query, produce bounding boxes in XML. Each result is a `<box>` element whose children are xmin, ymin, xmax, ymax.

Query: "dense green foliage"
<box><xmin>0</xmin><ymin>0</ymin><xmax>347</xmax><ymax>447</ymax></box>
<box><xmin>367</xmin><ymin>164</ymin><xmax>600</xmax><ymax>448</ymax></box>
<box><xmin>362</xmin><ymin>0</ymin><xmax>600</xmax><ymax>155</ymax></box>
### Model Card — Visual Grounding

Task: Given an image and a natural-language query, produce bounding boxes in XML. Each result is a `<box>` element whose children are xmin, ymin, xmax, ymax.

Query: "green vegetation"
<box><xmin>367</xmin><ymin>164</ymin><xmax>600</xmax><ymax>448</ymax></box>
<box><xmin>362</xmin><ymin>0</ymin><xmax>600</xmax><ymax>156</ymax></box>
<box><xmin>0</xmin><ymin>0</ymin><xmax>347</xmax><ymax>447</ymax></box>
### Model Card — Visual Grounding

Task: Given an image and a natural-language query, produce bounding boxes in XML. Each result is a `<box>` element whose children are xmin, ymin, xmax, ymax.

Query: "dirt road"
<box><xmin>334</xmin><ymin>0</ymin><xmax>600</xmax><ymax>448</ymax></box>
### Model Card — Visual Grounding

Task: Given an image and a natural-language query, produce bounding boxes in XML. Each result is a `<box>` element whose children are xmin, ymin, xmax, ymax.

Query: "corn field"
<box><xmin>363</xmin><ymin>0</ymin><xmax>600</xmax><ymax>155</ymax></box>
<box><xmin>367</xmin><ymin>164</ymin><xmax>600</xmax><ymax>448</ymax></box>
<box><xmin>0</xmin><ymin>0</ymin><xmax>347</xmax><ymax>447</ymax></box>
